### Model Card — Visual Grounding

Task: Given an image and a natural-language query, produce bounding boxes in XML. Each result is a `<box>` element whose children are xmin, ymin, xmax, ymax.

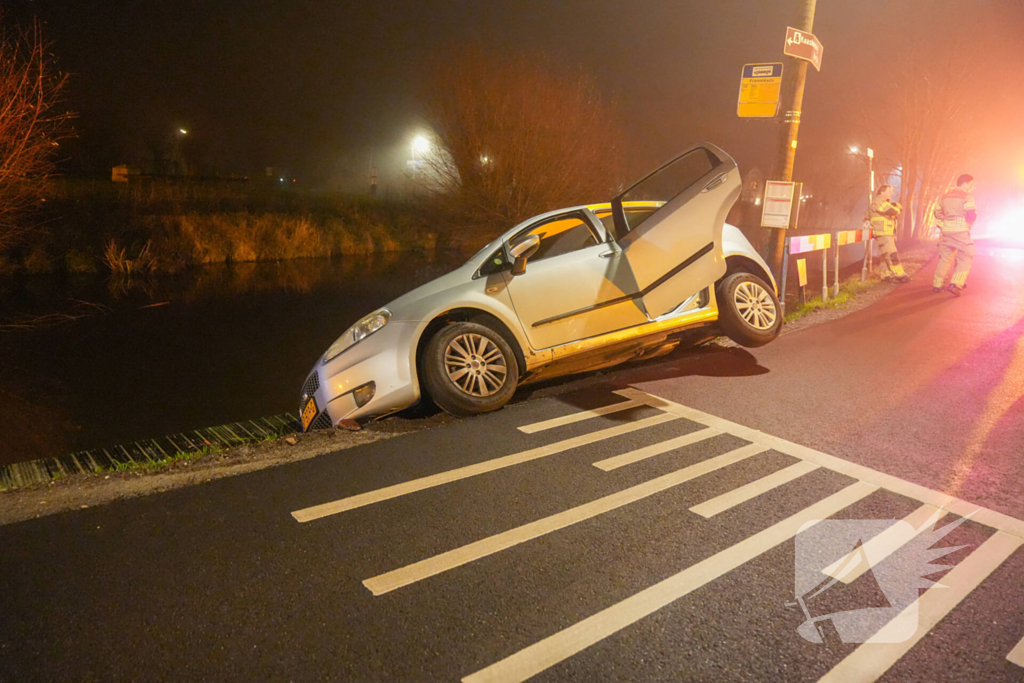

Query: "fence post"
<box><xmin>860</xmin><ymin>231</ymin><xmax>872</xmax><ymax>282</ymax></box>
<box><xmin>779</xmin><ymin>236</ymin><xmax>790</xmax><ymax>317</ymax></box>
<box><xmin>833</xmin><ymin>231</ymin><xmax>840</xmax><ymax>298</ymax></box>
<box><xmin>821</xmin><ymin>245</ymin><xmax>829</xmax><ymax>302</ymax></box>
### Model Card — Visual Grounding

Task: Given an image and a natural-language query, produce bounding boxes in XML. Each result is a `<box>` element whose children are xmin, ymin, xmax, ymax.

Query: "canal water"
<box><xmin>0</xmin><ymin>251</ymin><xmax>469</xmax><ymax>465</ymax></box>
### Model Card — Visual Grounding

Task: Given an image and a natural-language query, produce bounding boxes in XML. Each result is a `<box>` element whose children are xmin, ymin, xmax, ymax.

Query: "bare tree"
<box><xmin>857</xmin><ymin>25</ymin><xmax>998</xmax><ymax>240</ymax></box>
<box><xmin>419</xmin><ymin>46</ymin><xmax>628</xmax><ymax>230</ymax></box>
<box><xmin>0</xmin><ymin>19</ymin><xmax>73</xmax><ymax>251</ymax></box>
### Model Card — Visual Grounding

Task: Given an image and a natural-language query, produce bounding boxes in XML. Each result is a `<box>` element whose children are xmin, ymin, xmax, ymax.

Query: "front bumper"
<box><xmin>299</xmin><ymin>321</ymin><xmax>422</xmax><ymax>430</ymax></box>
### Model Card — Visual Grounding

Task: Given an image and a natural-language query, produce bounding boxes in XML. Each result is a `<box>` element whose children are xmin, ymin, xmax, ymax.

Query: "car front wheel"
<box><xmin>422</xmin><ymin>321</ymin><xmax>519</xmax><ymax>416</ymax></box>
<box><xmin>716</xmin><ymin>272</ymin><xmax>782</xmax><ymax>347</ymax></box>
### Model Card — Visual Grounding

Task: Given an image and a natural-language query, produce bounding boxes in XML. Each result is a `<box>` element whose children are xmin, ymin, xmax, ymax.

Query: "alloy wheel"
<box><xmin>444</xmin><ymin>333</ymin><xmax>508</xmax><ymax>397</ymax></box>
<box><xmin>734</xmin><ymin>280</ymin><xmax>777</xmax><ymax>331</ymax></box>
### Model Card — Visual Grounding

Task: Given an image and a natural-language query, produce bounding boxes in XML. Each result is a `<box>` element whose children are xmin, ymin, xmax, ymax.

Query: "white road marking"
<box><xmin>1008</xmin><ymin>636</ymin><xmax>1024</xmax><ymax>668</ymax></box>
<box><xmin>689</xmin><ymin>460</ymin><xmax>820</xmax><ymax>518</ymax></box>
<box><xmin>461</xmin><ymin>481</ymin><xmax>879</xmax><ymax>683</ymax></box>
<box><xmin>517</xmin><ymin>398</ymin><xmax>644</xmax><ymax>433</ymax></box>
<box><xmin>618</xmin><ymin>388</ymin><xmax>1024</xmax><ymax>539</ymax></box>
<box><xmin>818</xmin><ymin>530</ymin><xmax>1024</xmax><ymax>683</ymax></box>
<box><xmin>820</xmin><ymin>504</ymin><xmax>949</xmax><ymax>584</ymax></box>
<box><xmin>291</xmin><ymin>412</ymin><xmax>679</xmax><ymax>523</ymax></box>
<box><xmin>591</xmin><ymin>427</ymin><xmax>720</xmax><ymax>471</ymax></box>
<box><xmin>363</xmin><ymin>443</ymin><xmax>767</xmax><ymax>596</ymax></box>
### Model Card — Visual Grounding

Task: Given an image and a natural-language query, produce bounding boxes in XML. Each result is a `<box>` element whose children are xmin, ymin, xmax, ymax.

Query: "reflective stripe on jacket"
<box><xmin>869</xmin><ymin>198</ymin><xmax>901</xmax><ymax>236</ymax></box>
<box><xmin>935</xmin><ymin>189</ymin><xmax>976</xmax><ymax>234</ymax></box>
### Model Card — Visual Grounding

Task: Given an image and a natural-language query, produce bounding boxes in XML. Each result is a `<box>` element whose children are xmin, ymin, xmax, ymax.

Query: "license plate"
<box><xmin>301</xmin><ymin>396</ymin><xmax>318</xmax><ymax>431</ymax></box>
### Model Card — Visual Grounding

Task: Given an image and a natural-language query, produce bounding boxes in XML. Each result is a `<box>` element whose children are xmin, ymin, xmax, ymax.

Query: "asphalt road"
<box><xmin>1</xmin><ymin>240</ymin><xmax>1023</xmax><ymax>682</ymax></box>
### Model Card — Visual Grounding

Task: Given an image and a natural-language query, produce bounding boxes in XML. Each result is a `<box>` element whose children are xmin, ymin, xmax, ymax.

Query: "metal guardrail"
<box><xmin>780</xmin><ymin>229</ymin><xmax>871</xmax><ymax>314</ymax></box>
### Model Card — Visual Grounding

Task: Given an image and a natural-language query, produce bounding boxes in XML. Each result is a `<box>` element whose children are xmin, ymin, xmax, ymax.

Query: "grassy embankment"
<box><xmin>782</xmin><ymin>242</ymin><xmax>937</xmax><ymax>322</ymax></box>
<box><xmin>1</xmin><ymin>178</ymin><xmax>446</xmax><ymax>274</ymax></box>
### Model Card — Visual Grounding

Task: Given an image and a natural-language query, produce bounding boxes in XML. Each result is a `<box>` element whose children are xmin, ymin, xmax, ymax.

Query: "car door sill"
<box><xmin>537</xmin><ymin>301</ymin><xmax>719</xmax><ymax>362</ymax></box>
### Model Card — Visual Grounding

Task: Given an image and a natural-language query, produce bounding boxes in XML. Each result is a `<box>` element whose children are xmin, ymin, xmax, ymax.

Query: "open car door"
<box><xmin>609</xmin><ymin>143</ymin><xmax>741</xmax><ymax>319</ymax></box>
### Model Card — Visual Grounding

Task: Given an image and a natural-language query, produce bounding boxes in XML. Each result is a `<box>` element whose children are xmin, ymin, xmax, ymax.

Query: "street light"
<box><xmin>412</xmin><ymin>135</ymin><xmax>430</xmax><ymax>156</ymax></box>
<box><xmin>179</xmin><ymin>128</ymin><xmax>188</xmax><ymax>135</ymax></box>
<box><xmin>849</xmin><ymin>145</ymin><xmax>859</xmax><ymax>154</ymax></box>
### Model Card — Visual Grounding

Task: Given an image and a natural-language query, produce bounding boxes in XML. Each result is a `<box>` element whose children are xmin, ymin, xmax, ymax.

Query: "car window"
<box><xmin>475</xmin><ymin>245</ymin><xmax>510</xmax><ymax>278</ymax></box>
<box><xmin>616</xmin><ymin>149</ymin><xmax>716</xmax><ymax>234</ymax></box>
<box><xmin>595</xmin><ymin>207</ymin><xmax>659</xmax><ymax>235</ymax></box>
<box><xmin>515</xmin><ymin>213</ymin><xmax>598</xmax><ymax>262</ymax></box>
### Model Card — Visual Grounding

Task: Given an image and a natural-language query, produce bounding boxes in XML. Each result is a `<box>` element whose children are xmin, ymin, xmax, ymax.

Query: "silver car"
<box><xmin>299</xmin><ymin>143</ymin><xmax>780</xmax><ymax>430</ymax></box>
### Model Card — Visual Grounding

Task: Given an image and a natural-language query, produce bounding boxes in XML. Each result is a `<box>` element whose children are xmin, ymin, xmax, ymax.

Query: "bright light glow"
<box><xmin>481</xmin><ymin>155</ymin><xmax>491</xmax><ymax>164</ymax></box>
<box><xmin>754</xmin><ymin>197</ymin><xmax>762</xmax><ymax>206</ymax></box>
<box><xmin>279</xmin><ymin>177</ymin><xmax>284</xmax><ymax>182</ymax></box>
<box><xmin>849</xmin><ymin>145</ymin><xmax>859</xmax><ymax>154</ymax></box>
<box><xmin>179</xmin><ymin>128</ymin><xmax>188</xmax><ymax>135</ymax></box>
<box><xmin>412</xmin><ymin>135</ymin><xmax>430</xmax><ymax>154</ymax></box>
<box><xmin>985</xmin><ymin>198</ymin><xmax>1024</xmax><ymax>242</ymax></box>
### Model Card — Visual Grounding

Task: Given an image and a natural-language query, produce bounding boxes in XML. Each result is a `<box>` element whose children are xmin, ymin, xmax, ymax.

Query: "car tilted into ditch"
<box><xmin>299</xmin><ymin>143</ymin><xmax>780</xmax><ymax>430</ymax></box>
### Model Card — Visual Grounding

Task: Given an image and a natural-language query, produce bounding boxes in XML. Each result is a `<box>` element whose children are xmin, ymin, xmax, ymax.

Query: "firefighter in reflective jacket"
<box><xmin>932</xmin><ymin>174</ymin><xmax>977</xmax><ymax>297</ymax></box>
<box><xmin>868</xmin><ymin>184</ymin><xmax>911</xmax><ymax>283</ymax></box>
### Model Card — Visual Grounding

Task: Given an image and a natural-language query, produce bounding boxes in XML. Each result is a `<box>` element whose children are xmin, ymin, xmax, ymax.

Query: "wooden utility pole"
<box><xmin>767</xmin><ymin>0</ymin><xmax>818</xmax><ymax>280</ymax></box>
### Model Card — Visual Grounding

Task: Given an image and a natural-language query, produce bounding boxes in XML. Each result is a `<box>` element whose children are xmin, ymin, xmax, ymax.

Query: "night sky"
<box><xmin>9</xmin><ymin>0</ymin><xmax>1024</xmax><ymax>192</ymax></box>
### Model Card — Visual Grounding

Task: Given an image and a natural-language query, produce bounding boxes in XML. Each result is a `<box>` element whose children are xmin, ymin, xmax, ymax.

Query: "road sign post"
<box><xmin>767</xmin><ymin>0</ymin><xmax>819</xmax><ymax>283</ymax></box>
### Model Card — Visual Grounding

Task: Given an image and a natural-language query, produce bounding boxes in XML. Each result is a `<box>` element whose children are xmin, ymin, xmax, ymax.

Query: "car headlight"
<box><xmin>323</xmin><ymin>309</ymin><xmax>391</xmax><ymax>363</ymax></box>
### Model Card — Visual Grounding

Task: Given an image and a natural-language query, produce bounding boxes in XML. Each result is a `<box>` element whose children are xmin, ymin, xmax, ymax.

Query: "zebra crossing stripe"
<box><xmin>362</xmin><ymin>443</ymin><xmax>766</xmax><ymax>596</ymax></box>
<box><xmin>818</xmin><ymin>530</ymin><xmax>1024</xmax><ymax>683</ymax></box>
<box><xmin>291</xmin><ymin>412</ymin><xmax>679</xmax><ymax>522</ymax></box>
<box><xmin>517</xmin><ymin>398</ymin><xmax>644</xmax><ymax>433</ymax></box>
<box><xmin>820</xmin><ymin>504</ymin><xmax>949</xmax><ymax>584</ymax></box>
<box><xmin>617</xmin><ymin>388</ymin><xmax>1024</xmax><ymax>540</ymax></box>
<box><xmin>689</xmin><ymin>459</ymin><xmax>820</xmax><ymax>518</ymax></box>
<box><xmin>461</xmin><ymin>481</ymin><xmax>878</xmax><ymax>683</ymax></box>
<box><xmin>1008</xmin><ymin>636</ymin><xmax>1024</xmax><ymax>668</ymax></box>
<box><xmin>591</xmin><ymin>427</ymin><xmax>720</xmax><ymax>471</ymax></box>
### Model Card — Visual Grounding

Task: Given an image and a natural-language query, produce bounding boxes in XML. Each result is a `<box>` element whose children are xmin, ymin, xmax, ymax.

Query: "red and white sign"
<box><xmin>784</xmin><ymin>27</ymin><xmax>823</xmax><ymax>71</ymax></box>
<box><xmin>761</xmin><ymin>181</ymin><xmax>798</xmax><ymax>228</ymax></box>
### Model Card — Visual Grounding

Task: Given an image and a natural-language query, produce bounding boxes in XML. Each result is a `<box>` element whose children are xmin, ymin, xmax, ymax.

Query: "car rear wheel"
<box><xmin>716</xmin><ymin>272</ymin><xmax>781</xmax><ymax>347</ymax></box>
<box><xmin>422</xmin><ymin>322</ymin><xmax>519</xmax><ymax>416</ymax></box>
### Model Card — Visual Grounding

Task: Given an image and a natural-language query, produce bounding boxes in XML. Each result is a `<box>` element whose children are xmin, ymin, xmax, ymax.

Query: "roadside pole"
<box><xmin>779</xmin><ymin>237</ymin><xmax>791</xmax><ymax>316</ymax></box>
<box><xmin>767</xmin><ymin>0</ymin><xmax>818</xmax><ymax>281</ymax></box>
<box><xmin>860</xmin><ymin>148</ymin><xmax>875</xmax><ymax>281</ymax></box>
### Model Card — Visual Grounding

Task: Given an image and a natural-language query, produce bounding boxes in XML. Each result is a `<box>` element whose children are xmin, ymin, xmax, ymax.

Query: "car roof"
<box><xmin>585</xmin><ymin>200</ymin><xmax>664</xmax><ymax>213</ymax></box>
<box><xmin>466</xmin><ymin>200</ymin><xmax>668</xmax><ymax>270</ymax></box>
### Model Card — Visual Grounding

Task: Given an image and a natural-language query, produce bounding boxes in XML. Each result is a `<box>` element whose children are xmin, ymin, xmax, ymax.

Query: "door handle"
<box><xmin>702</xmin><ymin>173</ymin><xmax>729</xmax><ymax>193</ymax></box>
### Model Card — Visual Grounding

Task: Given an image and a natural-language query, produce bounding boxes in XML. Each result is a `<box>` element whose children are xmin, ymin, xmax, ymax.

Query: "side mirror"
<box><xmin>509</xmin><ymin>235</ymin><xmax>540</xmax><ymax>276</ymax></box>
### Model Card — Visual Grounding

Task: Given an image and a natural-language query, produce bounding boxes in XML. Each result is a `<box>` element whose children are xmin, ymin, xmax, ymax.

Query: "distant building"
<box><xmin>111</xmin><ymin>165</ymin><xmax>141</xmax><ymax>183</ymax></box>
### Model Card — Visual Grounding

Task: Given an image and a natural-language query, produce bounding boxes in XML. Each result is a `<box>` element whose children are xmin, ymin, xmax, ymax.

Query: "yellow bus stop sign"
<box><xmin>737</xmin><ymin>63</ymin><xmax>783</xmax><ymax>118</ymax></box>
